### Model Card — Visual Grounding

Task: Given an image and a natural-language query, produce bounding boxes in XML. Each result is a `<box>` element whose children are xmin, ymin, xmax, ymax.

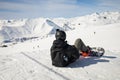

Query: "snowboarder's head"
<box><xmin>55</xmin><ymin>29</ymin><xmax>66</xmax><ymax>41</ymax></box>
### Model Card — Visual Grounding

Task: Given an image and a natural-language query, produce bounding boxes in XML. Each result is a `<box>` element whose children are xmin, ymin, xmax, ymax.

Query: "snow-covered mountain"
<box><xmin>0</xmin><ymin>18</ymin><xmax>61</xmax><ymax>42</ymax></box>
<box><xmin>0</xmin><ymin>11</ymin><xmax>120</xmax><ymax>80</ymax></box>
<box><xmin>0</xmin><ymin>11</ymin><xmax>120</xmax><ymax>43</ymax></box>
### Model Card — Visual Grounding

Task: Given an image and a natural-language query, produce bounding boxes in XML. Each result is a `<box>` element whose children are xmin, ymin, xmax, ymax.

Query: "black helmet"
<box><xmin>55</xmin><ymin>29</ymin><xmax>66</xmax><ymax>40</ymax></box>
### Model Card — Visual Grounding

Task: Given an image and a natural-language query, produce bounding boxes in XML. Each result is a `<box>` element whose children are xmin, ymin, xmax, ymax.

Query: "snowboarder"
<box><xmin>50</xmin><ymin>29</ymin><xmax>91</xmax><ymax>67</ymax></box>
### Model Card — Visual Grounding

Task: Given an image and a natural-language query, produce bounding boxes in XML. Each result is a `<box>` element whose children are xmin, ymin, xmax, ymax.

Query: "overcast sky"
<box><xmin>0</xmin><ymin>0</ymin><xmax>120</xmax><ymax>19</ymax></box>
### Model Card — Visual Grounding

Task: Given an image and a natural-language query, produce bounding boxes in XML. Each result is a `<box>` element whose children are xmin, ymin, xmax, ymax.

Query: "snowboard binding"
<box><xmin>89</xmin><ymin>47</ymin><xmax>105</xmax><ymax>57</ymax></box>
<box><xmin>81</xmin><ymin>47</ymin><xmax>105</xmax><ymax>57</ymax></box>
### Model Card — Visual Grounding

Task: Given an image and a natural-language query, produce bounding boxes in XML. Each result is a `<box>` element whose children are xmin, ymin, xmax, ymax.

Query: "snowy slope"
<box><xmin>68</xmin><ymin>11</ymin><xmax>120</xmax><ymax>27</ymax></box>
<box><xmin>0</xmin><ymin>11</ymin><xmax>120</xmax><ymax>80</ymax></box>
<box><xmin>0</xmin><ymin>11</ymin><xmax>120</xmax><ymax>43</ymax></box>
<box><xmin>0</xmin><ymin>18</ymin><xmax>63</xmax><ymax>42</ymax></box>
<box><xmin>0</xmin><ymin>22</ymin><xmax>120</xmax><ymax>80</ymax></box>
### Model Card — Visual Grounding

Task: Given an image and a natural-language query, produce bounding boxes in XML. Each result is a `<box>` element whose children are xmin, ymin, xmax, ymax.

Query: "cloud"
<box><xmin>0</xmin><ymin>0</ymin><xmax>78</xmax><ymax>12</ymax></box>
<box><xmin>0</xmin><ymin>0</ymin><xmax>120</xmax><ymax>19</ymax></box>
<box><xmin>0</xmin><ymin>2</ymin><xmax>38</xmax><ymax>12</ymax></box>
<box><xmin>0</xmin><ymin>0</ymin><xmax>80</xmax><ymax>19</ymax></box>
<box><xmin>97</xmin><ymin>0</ymin><xmax>120</xmax><ymax>9</ymax></box>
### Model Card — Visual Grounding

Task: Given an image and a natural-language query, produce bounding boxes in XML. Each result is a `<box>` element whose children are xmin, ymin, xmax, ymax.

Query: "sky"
<box><xmin>0</xmin><ymin>0</ymin><xmax>120</xmax><ymax>19</ymax></box>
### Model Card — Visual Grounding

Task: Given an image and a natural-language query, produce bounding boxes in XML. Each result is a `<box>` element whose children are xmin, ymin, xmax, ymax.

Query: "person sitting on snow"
<box><xmin>50</xmin><ymin>29</ymin><xmax>91</xmax><ymax>67</ymax></box>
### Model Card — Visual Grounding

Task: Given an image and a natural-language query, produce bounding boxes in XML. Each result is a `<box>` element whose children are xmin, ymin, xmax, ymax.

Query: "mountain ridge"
<box><xmin>0</xmin><ymin>11</ymin><xmax>120</xmax><ymax>43</ymax></box>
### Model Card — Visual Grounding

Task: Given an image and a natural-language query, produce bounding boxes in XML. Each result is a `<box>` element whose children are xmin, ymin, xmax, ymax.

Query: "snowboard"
<box><xmin>81</xmin><ymin>47</ymin><xmax>105</xmax><ymax>57</ymax></box>
<box><xmin>89</xmin><ymin>47</ymin><xmax>105</xmax><ymax>57</ymax></box>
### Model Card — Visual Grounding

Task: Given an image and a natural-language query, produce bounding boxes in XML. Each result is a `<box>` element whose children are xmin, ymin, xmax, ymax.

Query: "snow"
<box><xmin>0</xmin><ymin>11</ymin><xmax>120</xmax><ymax>80</ymax></box>
<box><xmin>0</xmin><ymin>11</ymin><xmax>120</xmax><ymax>43</ymax></box>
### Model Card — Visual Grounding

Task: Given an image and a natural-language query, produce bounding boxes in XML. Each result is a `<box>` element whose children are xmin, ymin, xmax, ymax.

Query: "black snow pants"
<box><xmin>74</xmin><ymin>38</ymin><xmax>89</xmax><ymax>53</ymax></box>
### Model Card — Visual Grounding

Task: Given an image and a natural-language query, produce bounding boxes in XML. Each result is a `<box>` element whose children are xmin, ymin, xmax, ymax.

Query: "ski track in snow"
<box><xmin>0</xmin><ymin>48</ymin><xmax>120</xmax><ymax>80</ymax></box>
<box><xmin>21</xmin><ymin>52</ymin><xmax>70</xmax><ymax>80</ymax></box>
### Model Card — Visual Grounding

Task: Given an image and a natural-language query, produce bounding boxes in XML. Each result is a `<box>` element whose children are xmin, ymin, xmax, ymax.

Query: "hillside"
<box><xmin>0</xmin><ymin>11</ymin><xmax>120</xmax><ymax>43</ymax></box>
<box><xmin>0</xmin><ymin>11</ymin><xmax>120</xmax><ymax>80</ymax></box>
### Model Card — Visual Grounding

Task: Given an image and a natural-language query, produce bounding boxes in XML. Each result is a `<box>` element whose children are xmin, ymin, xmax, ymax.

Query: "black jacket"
<box><xmin>50</xmin><ymin>39</ymin><xmax>80</xmax><ymax>67</ymax></box>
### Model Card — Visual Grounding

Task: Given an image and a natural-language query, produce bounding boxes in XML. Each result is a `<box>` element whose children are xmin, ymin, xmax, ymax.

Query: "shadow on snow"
<box><xmin>68</xmin><ymin>55</ymin><xmax>116</xmax><ymax>68</ymax></box>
